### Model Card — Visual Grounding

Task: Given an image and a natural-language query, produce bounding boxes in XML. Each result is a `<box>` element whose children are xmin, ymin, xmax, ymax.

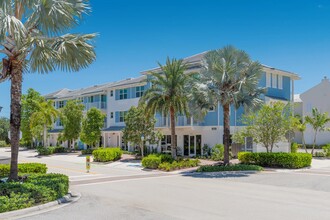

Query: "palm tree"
<box><xmin>30</xmin><ymin>100</ymin><xmax>59</xmax><ymax>148</ymax></box>
<box><xmin>0</xmin><ymin>1</ymin><xmax>96</xmax><ymax>180</ymax></box>
<box><xmin>200</xmin><ymin>46</ymin><xmax>265</xmax><ymax>164</ymax></box>
<box><xmin>140</xmin><ymin>57</ymin><xmax>195</xmax><ymax>158</ymax></box>
<box><xmin>305</xmin><ymin>108</ymin><xmax>330</xmax><ymax>155</ymax></box>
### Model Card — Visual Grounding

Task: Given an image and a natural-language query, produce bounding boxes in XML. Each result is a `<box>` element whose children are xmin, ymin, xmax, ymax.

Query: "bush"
<box><xmin>37</xmin><ymin>146</ymin><xmax>56</xmax><ymax>155</ymax></box>
<box><xmin>142</xmin><ymin>154</ymin><xmax>161</xmax><ymax>169</ymax></box>
<box><xmin>0</xmin><ymin>163</ymin><xmax>47</xmax><ymax>177</ymax></box>
<box><xmin>211</xmin><ymin>144</ymin><xmax>224</xmax><ymax>161</ymax></box>
<box><xmin>0</xmin><ymin>173</ymin><xmax>69</xmax><ymax>213</ymax></box>
<box><xmin>0</xmin><ymin>140</ymin><xmax>9</xmax><ymax>147</ymax></box>
<box><xmin>238</xmin><ymin>152</ymin><xmax>312</xmax><ymax>169</ymax></box>
<box><xmin>26</xmin><ymin>173</ymin><xmax>69</xmax><ymax>199</ymax></box>
<box><xmin>159</xmin><ymin>154</ymin><xmax>174</xmax><ymax>163</ymax></box>
<box><xmin>54</xmin><ymin>146</ymin><xmax>67</xmax><ymax>153</ymax></box>
<box><xmin>158</xmin><ymin>159</ymin><xmax>200</xmax><ymax>171</ymax></box>
<box><xmin>197</xmin><ymin>164</ymin><xmax>263</xmax><ymax>172</ymax></box>
<box><xmin>81</xmin><ymin>148</ymin><xmax>95</xmax><ymax>155</ymax></box>
<box><xmin>314</xmin><ymin>151</ymin><xmax>326</xmax><ymax>157</ymax></box>
<box><xmin>291</xmin><ymin>142</ymin><xmax>299</xmax><ymax>153</ymax></box>
<box><xmin>322</xmin><ymin>144</ymin><xmax>330</xmax><ymax>157</ymax></box>
<box><xmin>92</xmin><ymin>148</ymin><xmax>122</xmax><ymax>162</ymax></box>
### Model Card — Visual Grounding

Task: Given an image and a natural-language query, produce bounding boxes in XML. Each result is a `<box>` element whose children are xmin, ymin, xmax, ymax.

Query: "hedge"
<box><xmin>142</xmin><ymin>155</ymin><xmax>161</xmax><ymax>169</ymax></box>
<box><xmin>92</xmin><ymin>148</ymin><xmax>122</xmax><ymax>162</ymax></box>
<box><xmin>0</xmin><ymin>173</ymin><xmax>69</xmax><ymax>213</ymax></box>
<box><xmin>0</xmin><ymin>163</ymin><xmax>47</xmax><ymax>177</ymax></box>
<box><xmin>238</xmin><ymin>152</ymin><xmax>312</xmax><ymax>169</ymax></box>
<box><xmin>197</xmin><ymin>164</ymin><xmax>263</xmax><ymax>172</ymax></box>
<box><xmin>37</xmin><ymin>147</ymin><xmax>56</xmax><ymax>155</ymax></box>
<box><xmin>158</xmin><ymin>159</ymin><xmax>200</xmax><ymax>171</ymax></box>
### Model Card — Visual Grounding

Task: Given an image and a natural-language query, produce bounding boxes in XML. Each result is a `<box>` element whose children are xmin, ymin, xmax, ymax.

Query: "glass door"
<box><xmin>196</xmin><ymin>135</ymin><xmax>202</xmax><ymax>156</ymax></box>
<box><xmin>189</xmin><ymin>136</ymin><xmax>195</xmax><ymax>156</ymax></box>
<box><xmin>183</xmin><ymin>135</ymin><xmax>189</xmax><ymax>156</ymax></box>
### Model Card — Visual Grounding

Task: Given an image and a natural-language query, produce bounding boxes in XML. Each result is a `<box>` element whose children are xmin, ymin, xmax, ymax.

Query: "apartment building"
<box><xmin>45</xmin><ymin>52</ymin><xmax>300</xmax><ymax>155</ymax></box>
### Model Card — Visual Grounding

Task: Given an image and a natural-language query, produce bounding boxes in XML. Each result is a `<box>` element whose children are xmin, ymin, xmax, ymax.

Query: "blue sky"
<box><xmin>1</xmin><ymin>0</ymin><xmax>330</xmax><ymax>117</ymax></box>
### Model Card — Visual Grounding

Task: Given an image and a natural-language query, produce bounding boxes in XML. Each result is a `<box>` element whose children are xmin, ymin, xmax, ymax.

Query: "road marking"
<box><xmin>74</xmin><ymin>174</ymin><xmax>179</xmax><ymax>187</ymax></box>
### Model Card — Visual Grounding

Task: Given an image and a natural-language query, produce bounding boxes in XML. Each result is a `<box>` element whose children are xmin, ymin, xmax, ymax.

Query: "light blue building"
<box><xmin>45</xmin><ymin>52</ymin><xmax>300</xmax><ymax>155</ymax></box>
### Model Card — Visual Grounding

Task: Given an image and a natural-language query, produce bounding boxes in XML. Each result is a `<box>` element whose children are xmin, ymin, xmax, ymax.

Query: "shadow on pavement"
<box><xmin>181</xmin><ymin>171</ymin><xmax>256</xmax><ymax>179</ymax></box>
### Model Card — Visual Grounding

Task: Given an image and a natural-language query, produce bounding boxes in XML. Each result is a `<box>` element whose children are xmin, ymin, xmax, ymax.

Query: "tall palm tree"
<box><xmin>0</xmin><ymin>1</ymin><xmax>96</xmax><ymax>180</ymax></box>
<box><xmin>200</xmin><ymin>46</ymin><xmax>265</xmax><ymax>164</ymax></box>
<box><xmin>30</xmin><ymin>100</ymin><xmax>59</xmax><ymax>148</ymax></box>
<box><xmin>305</xmin><ymin>108</ymin><xmax>330</xmax><ymax>155</ymax></box>
<box><xmin>140</xmin><ymin>57</ymin><xmax>195</xmax><ymax>158</ymax></box>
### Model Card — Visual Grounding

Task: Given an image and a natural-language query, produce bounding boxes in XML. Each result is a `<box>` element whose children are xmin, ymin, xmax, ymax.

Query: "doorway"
<box><xmin>183</xmin><ymin>135</ymin><xmax>202</xmax><ymax>157</ymax></box>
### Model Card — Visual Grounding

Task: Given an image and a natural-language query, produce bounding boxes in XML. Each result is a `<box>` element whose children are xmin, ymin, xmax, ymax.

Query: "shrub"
<box><xmin>291</xmin><ymin>142</ymin><xmax>299</xmax><ymax>153</ymax></box>
<box><xmin>92</xmin><ymin>148</ymin><xmax>122</xmax><ymax>162</ymax></box>
<box><xmin>54</xmin><ymin>146</ymin><xmax>67</xmax><ymax>153</ymax></box>
<box><xmin>238</xmin><ymin>152</ymin><xmax>312</xmax><ymax>169</ymax></box>
<box><xmin>142</xmin><ymin>154</ymin><xmax>161</xmax><ymax>169</ymax></box>
<box><xmin>26</xmin><ymin>173</ymin><xmax>69</xmax><ymax>199</ymax></box>
<box><xmin>0</xmin><ymin>163</ymin><xmax>47</xmax><ymax>177</ymax></box>
<box><xmin>211</xmin><ymin>144</ymin><xmax>224</xmax><ymax>161</ymax></box>
<box><xmin>314</xmin><ymin>151</ymin><xmax>326</xmax><ymax>157</ymax></box>
<box><xmin>37</xmin><ymin>146</ymin><xmax>56</xmax><ymax>155</ymax></box>
<box><xmin>0</xmin><ymin>140</ymin><xmax>9</xmax><ymax>147</ymax></box>
<box><xmin>0</xmin><ymin>192</ymin><xmax>33</xmax><ymax>213</ymax></box>
<box><xmin>81</xmin><ymin>148</ymin><xmax>95</xmax><ymax>155</ymax></box>
<box><xmin>159</xmin><ymin>154</ymin><xmax>174</xmax><ymax>163</ymax></box>
<box><xmin>322</xmin><ymin>144</ymin><xmax>330</xmax><ymax>157</ymax></box>
<box><xmin>158</xmin><ymin>159</ymin><xmax>200</xmax><ymax>171</ymax></box>
<box><xmin>197</xmin><ymin>164</ymin><xmax>263</xmax><ymax>172</ymax></box>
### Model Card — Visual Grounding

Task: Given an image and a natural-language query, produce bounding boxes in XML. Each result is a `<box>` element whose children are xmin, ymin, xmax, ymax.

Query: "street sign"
<box><xmin>86</xmin><ymin>155</ymin><xmax>91</xmax><ymax>173</ymax></box>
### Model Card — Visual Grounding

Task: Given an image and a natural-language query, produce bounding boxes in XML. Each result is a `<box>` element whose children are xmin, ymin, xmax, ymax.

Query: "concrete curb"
<box><xmin>0</xmin><ymin>192</ymin><xmax>81</xmax><ymax>220</ymax></box>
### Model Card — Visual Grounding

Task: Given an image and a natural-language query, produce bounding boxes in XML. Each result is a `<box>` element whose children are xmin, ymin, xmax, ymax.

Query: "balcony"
<box><xmin>155</xmin><ymin>116</ymin><xmax>193</xmax><ymax>127</ymax></box>
<box><xmin>84</xmin><ymin>102</ymin><xmax>107</xmax><ymax>111</ymax></box>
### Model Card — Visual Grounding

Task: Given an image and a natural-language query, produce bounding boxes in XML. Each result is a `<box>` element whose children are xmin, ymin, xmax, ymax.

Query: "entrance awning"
<box><xmin>102</xmin><ymin>126</ymin><xmax>125</xmax><ymax>132</ymax></box>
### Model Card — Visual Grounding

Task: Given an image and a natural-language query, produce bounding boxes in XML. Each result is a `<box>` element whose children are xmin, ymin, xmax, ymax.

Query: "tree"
<box><xmin>0</xmin><ymin>1</ymin><xmax>96</xmax><ymax>180</ymax></box>
<box><xmin>0</xmin><ymin>117</ymin><xmax>10</xmax><ymax>144</ymax></box>
<box><xmin>61</xmin><ymin>100</ymin><xmax>85</xmax><ymax>149</ymax></box>
<box><xmin>21</xmin><ymin>88</ymin><xmax>45</xmax><ymax>147</ymax></box>
<box><xmin>30</xmin><ymin>100</ymin><xmax>59</xmax><ymax>147</ymax></box>
<box><xmin>80</xmin><ymin>108</ymin><xmax>105</xmax><ymax>148</ymax></box>
<box><xmin>305</xmin><ymin>108</ymin><xmax>330</xmax><ymax>155</ymax></box>
<box><xmin>200</xmin><ymin>46</ymin><xmax>265</xmax><ymax>164</ymax></box>
<box><xmin>291</xmin><ymin>115</ymin><xmax>307</xmax><ymax>152</ymax></box>
<box><xmin>140</xmin><ymin>57</ymin><xmax>195</xmax><ymax>158</ymax></box>
<box><xmin>122</xmin><ymin>105</ymin><xmax>162</xmax><ymax>157</ymax></box>
<box><xmin>233</xmin><ymin>102</ymin><xmax>292</xmax><ymax>153</ymax></box>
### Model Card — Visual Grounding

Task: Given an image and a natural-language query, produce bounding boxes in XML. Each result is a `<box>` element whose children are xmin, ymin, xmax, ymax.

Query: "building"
<box><xmin>294</xmin><ymin>77</ymin><xmax>330</xmax><ymax>145</ymax></box>
<box><xmin>45</xmin><ymin>52</ymin><xmax>300</xmax><ymax>155</ymax></box>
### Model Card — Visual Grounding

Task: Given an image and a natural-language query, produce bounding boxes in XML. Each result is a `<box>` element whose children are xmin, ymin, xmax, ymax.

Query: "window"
<box><xmin>119</xmin><ymin>89</ymin><xmax>128</xmax><ymax>100</ymax></box>
<box><xmin>119</xmin><ymin>111</ymin><xmax>127</xmax><ymax>122</ymax></box>
<box><xmin>110</xmin><ymin>90</ymin><xmax>113</xmax><ymax>97</ymax></box>
<box><xmin>57</xmin><ymin>119</ymin><xmax>63</xmax><ymax>126</ymax></box>
<box><xmin>58</xmin><ymin>101</ymin><xmax>64</xmax><ymax>108</ymax></box>
<box><xmin>110</xmin><ymin>112</ymin><xmax>113</xmax><ymax>119</ymax></box>
<box><xmin>266</xmin><ymin>72</ymin><xmax>271</xmax><ymax>87</ymax></box>
<box><xmin>272</xmin><ymin>73</ymin><xmax>277</xmax><ymax>88</ymax></box>
<box><xmin>101</xmin><ymin>95</ymin><xmax>106</xmax><ymax>102</ymax></box>
<box><xmin>88</xmin><ymin>96</ymin><xmax>94</xmax><ymax>103</ymax></box>
<box><xmin>78</xmin><ymin>97</ymin><xmax>84</xmax><ymax>103</ymax></box>
<box><xmin>136</xmin><ymin>86</ymin><xmax>145</xmax><ymax>97</ymax></box>
<box><xmin>278</xmin><ymin>75</ymin><xmax>283</xmax><ymax>89</ymax></box>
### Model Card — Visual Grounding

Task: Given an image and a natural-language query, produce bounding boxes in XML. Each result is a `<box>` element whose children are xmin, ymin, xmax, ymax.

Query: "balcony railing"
<box><xmin>84</xmin><ymin>102</ymin><xmax>107</xmax><ymax>111</ymax></box>
<box><xmin>155</xmin><ymin>116</ymin><xmax>193</xmax><ymax>127</ymax></box>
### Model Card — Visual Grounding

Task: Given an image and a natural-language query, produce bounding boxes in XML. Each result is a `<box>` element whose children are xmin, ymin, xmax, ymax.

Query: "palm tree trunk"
<box><xmin>9</xmin><ymin>60</ymin><xmax>23</xmax><ymax>181</ymax></box>
<box><xmin>170</xmin><ymin>106</ymin><xmax>177</xmax><ymax>159</ymax></box>
<box><xmin>312</xmin><ymin>131</ymin><xmax>317</xmax><ymax>155</ymax></box>
<box><xmin>223</xmin><ymin>103</ymin><xmax>230</xmax><ymax>165</ymax></box>
<box><xmin>302</xmin><ymin>132</ymin><xmax>307</xmax><ymax>153</ymax></box>
<box><xmin>43</xmin><ymin>124</ymin><xmax>47</xmax><ymax>147</ymax></box>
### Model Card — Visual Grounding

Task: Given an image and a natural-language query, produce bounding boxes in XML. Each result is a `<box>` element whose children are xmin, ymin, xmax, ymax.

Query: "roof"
<box><xmin>294</xmin><ymin>94</ymin><xmax>302</xmax><ymax>102</ymax></box>
<box><xmin>44</xmin><ymin>76</ymin><xmax>146</xmax><ymax>100</ymax></box>
<box><xmin>140</xmin><ymin>51</ymin><xmax>300</xmax><ymax>80</ymax></box>
<box><xmin>102</xmin><ymin>126</ymin><xmax>125</xmax><ymax>132</ymax></box>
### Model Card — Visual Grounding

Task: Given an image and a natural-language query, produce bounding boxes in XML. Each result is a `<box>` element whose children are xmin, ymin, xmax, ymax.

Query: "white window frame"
<box><xmin>272</xmin><ymin>73</ymin><xmax>277</xmax><ymax>88</ymax></box>
<box><xmin>119</xmin><ymin>111</ymin><xmax>126</xmax><ymax>122</ymax></box>
<box><xmin>266</xmin><ymin>72</ymin><xmax>271</xmax><ymax>88</ymax></box>
<box><xmin>119</xmin><ymin>89</ymin><xmax>128</xmax><ymax>100</ymax></box>
<box><xmin>136</xmin><ymin>86</ymin><xmax>144</xmax><ymax>97</ymax></box>
<box><xmin>58</xmin><ymin>101</ymin><xmax>64</xmax><ymax>108</ymax></box>
<box><xmin>278</xmin><ymin>75</ymin><xmax>283</xmax><ymax>89</ymax></box>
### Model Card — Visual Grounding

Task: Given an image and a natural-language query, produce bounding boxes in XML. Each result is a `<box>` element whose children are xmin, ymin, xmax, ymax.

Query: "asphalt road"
<box><xmin>1</xmin><ymin>148</ymin><xmax>330</xmax><ymax>220</ymax></box>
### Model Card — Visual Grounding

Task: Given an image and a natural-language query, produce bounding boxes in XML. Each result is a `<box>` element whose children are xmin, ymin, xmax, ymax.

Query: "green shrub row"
<box><xmin>92</xmin><ymin>148</ymin><xmax>122</xmax><ymax>162</ymax></box>
<box><xmin>197</xmin><ymin>164</ymin><xmax>263</xmax><ymax>172</ymax></box>
<box><xmin>158</xmin><ymin>159</ymin><xmax>200</xmax><ymax>171</ymax></box>
<box><xmin>81</xmin><ymin>148</ymin><xmax>95</xmax><ymax>155</ymax></box>
<box><xmin>238</xmin><ymin>152</ymin><xmax>312</xmax><ymax>169</ymax></box>
<box><xmin>0</xmin><ymin>163</ymin><xmax>47</xmax><ymax>177</ymax></box>
<box><xmin>0</xmin><ymin>173</ymin><xmax>69</xmax><ymax>213</ymax></box>
<box><xmin>37</xmin><ymin>146</ymin><xmax>69</xmax><ymax>155</ymax></box>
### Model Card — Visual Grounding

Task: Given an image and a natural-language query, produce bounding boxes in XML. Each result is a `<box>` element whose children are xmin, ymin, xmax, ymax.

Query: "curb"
<box><xmin>0</xmin><ymin>192</ymin><xmax>81</xmax><ymax>220</ymax></box>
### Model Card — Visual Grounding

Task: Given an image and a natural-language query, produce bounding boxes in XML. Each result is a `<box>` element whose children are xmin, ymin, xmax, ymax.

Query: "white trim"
<box><xmin>272</xmin><ymin>73</ymin><xmax>277</xmax><ymax>88</ymax></box>
<box><xmin>278</xmin><ymin>75</ymin><xmax>283</xmax><ymax>89</ymax></box>
<box><xmin>266</xmin><ymin>72</ymin><xmax>271</xmax><ymax>87</ymax></box>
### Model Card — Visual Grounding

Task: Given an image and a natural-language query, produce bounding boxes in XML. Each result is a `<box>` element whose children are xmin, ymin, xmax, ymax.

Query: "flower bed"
<box><xmin>142</xmin><ymin>154</ymin><xmax>200</xmax><ymax>171</ymax></box>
